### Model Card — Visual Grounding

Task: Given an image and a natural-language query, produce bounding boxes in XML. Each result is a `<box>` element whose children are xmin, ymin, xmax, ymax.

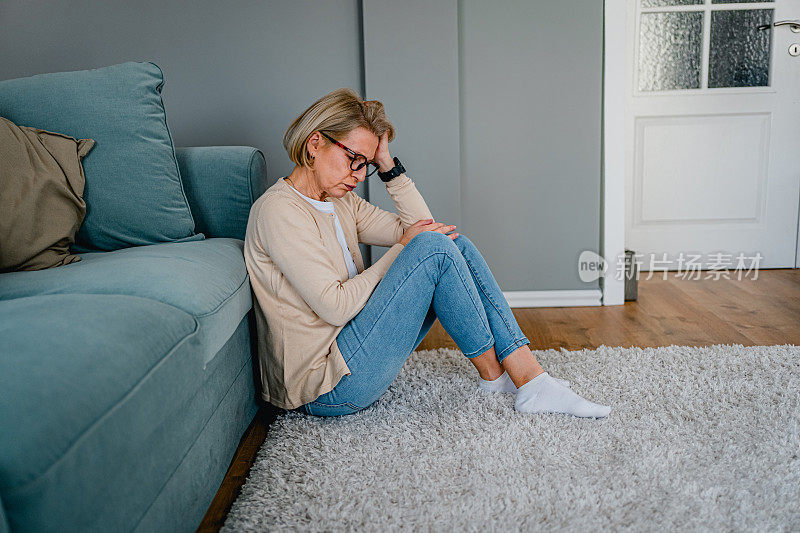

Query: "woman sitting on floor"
<box><xmin>243</xmin><ymin>88</ymin><xmax>612</xmax><ymax>419</ymax></box>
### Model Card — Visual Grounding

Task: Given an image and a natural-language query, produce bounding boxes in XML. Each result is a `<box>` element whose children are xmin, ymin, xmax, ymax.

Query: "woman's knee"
<box><xmin>413</xmin><ymin>232</ymin><xmax>478</xmax><ymax>262</ymax></box>
<box><xmin>451</xmin><ymin>233</ymin><xmax>475</xmax><ymax>253</ymax></box>
<box><xmin>416</xmin><ymin>230</ymin><xmax>473</xmax><ymax>251</ymax></box>
<box><xmin>405</xmin><ymin>229</ymin><xmax>458</xmax><ymax>252</ymax></box>
<box><xmin>399</xmin><ymin>231</ymin><xmax>464</xmax><ymax>276</ymax></box>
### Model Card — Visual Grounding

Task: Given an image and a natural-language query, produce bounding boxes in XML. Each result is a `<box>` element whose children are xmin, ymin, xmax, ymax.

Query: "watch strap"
<box><xmin>378</xmin><ymin>157</ymin><xmax>405</xmax><ymax>182</ymax></box>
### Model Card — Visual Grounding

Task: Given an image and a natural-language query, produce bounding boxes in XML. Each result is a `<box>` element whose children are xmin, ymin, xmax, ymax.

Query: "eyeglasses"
<box><xmin>319</xmin><ymin>131</ymin><xmax>380</xmax><ymax>177</ymax></box>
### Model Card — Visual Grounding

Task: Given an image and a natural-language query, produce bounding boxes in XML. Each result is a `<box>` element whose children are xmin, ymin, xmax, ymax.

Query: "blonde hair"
<box><xmin>283</xmin><ymin>88</ymin><xmax>395</xmax><ymax>168</ymax></box>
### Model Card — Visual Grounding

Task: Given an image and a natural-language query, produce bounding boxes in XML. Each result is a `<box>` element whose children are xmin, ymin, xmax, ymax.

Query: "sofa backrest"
<box><xmin>0</xmin><ymin>61</ymin><xmax>204</xmax><ymax>253</ymax></box>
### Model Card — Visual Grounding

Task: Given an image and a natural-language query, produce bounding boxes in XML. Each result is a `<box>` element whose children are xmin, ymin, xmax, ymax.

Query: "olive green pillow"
<box><xmin>0</xmin><ymin>116</ymin><xmax>95</xmax><ymax>272</ymax></box>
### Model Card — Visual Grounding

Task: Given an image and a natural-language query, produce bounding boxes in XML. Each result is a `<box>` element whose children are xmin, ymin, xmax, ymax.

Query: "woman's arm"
<box><xmin>353</xmin><ymin>172</ymin><xmax>434</xmax><ymax>246</ymax></box>
<box><xmin>256</xmin><ymin>198</ymin><xmax>405</xmax><ymax>326</ymax></box>
<box><xmin>354</xmin><ymin>131</ymin><xmax>435</xmax><ymax>246</ymax></box>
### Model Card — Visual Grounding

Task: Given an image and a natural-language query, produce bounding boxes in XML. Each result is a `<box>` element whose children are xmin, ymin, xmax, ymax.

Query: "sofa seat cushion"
<box><xmin>0</xmin><ymin>293</ymin><xmax>254</xmax><ymax>531</ymax></box>
<box><xmin>0</xmin><ymin>238</ymin><xmax>251</xmax><ymax>368</ymax></box>
<box><xmin>0</xmin><ymin>293</ymin><xmax>196</xmax><ymax>492</ymax></box>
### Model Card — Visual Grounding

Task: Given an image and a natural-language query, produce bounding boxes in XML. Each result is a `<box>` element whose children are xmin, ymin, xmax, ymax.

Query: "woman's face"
<box><xmin>308</xmin><ymin>127</ymin><xmax>379</xmax><ymax>199</ymax></box>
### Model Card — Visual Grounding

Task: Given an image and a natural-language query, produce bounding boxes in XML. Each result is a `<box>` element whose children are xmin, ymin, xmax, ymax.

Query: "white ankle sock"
<box><xmin>478</xmin><ymin>370</ymin><xmax>571</xmax><ymax>394</ymax></box>
<box><xmin>477</xmin><ymin>370</ymin><xmax>518</xmax><ymax>393</ymax></box>
<box><xmin>514</xmin><ymin>371</ymin><xmax>611</xmax><ymax>418</ymax></box>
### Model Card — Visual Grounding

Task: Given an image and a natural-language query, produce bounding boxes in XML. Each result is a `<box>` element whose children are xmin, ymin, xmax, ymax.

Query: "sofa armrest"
<box><xmin>175</xmin><ymin>146</ymin><xmax>268</xmax><ymax>240</ymax></box>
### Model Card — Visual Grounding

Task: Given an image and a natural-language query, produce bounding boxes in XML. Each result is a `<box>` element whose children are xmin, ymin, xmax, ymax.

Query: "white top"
<box><xmin>284</xmin><ymin>178</ymin><xmax>359</xmax><ymax>279</ymax></box>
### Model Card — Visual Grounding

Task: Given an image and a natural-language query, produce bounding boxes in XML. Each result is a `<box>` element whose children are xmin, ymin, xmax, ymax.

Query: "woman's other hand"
<box><xmin>399</xmin><ymin>219</ymin><xmax>459</xmax><ymax>246</ymax></box>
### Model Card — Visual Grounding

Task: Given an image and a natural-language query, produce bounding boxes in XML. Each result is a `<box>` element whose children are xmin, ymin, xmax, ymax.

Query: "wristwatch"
<box><xmin>378</xmin><ymin>157</ymin><xmax>406</xmax><ymax>182</ymax></box>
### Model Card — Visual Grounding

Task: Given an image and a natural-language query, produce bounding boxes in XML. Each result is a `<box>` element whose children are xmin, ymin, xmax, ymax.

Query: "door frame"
<box><xmin>602</xmin><ymin>0</ymin><xmax>627</xmax><ymax>305</ymax></box>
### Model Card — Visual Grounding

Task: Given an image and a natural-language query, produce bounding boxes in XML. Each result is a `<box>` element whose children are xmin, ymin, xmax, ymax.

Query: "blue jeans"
<box><xmin>298</xmin><ymin>231</ymin><xmax>531</xmax><ymax>417</ymax></box>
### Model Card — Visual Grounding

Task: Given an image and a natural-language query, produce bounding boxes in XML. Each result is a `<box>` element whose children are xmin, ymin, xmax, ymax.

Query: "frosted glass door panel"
<box><xmin>637</xmin><ymin>1</ymin><xmax>775</xmax><ymax>92</ymax></box>
<box><xmin>709</xmin><ymin>9</ymin><xmax>773</xmax><ymax>87</ymax></box>
<box><xmin>638</xmin><ymin>11</ymin><xmax>703</xmax><ymax>90</ymax></box>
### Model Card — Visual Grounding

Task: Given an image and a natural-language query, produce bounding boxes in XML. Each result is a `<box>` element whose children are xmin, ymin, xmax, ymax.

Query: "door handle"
<box><xmin>757</xmin><ymin>20</ymin><xmax>800</xmax><ymax>32</ymax></box>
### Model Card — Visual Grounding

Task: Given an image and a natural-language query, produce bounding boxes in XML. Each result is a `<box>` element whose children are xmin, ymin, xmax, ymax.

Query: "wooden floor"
<box><xmin>196</xmin><ymin>268</ymin><xmax>800</xmax><ymax>532</ymax></box>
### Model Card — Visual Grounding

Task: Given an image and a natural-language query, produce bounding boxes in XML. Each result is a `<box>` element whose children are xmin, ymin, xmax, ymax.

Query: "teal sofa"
<box><xmin>0</xmin><ymin>62</ymin><xmax>268</xmax><ymax>532</ymax></box>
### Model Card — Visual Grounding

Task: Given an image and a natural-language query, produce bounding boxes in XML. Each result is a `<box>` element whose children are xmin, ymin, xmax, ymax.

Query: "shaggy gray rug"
<box><xmin>222</xmin><ymin>344</ymin><xmax>800</xmax><ymax>532</ymax></box>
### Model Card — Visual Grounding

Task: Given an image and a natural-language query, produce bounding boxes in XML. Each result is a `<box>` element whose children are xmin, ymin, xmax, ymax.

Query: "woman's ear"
<box><xmin>306</xmin><ymin>131</ymin><xmax>322</xmax><ymax>159</ymax></box>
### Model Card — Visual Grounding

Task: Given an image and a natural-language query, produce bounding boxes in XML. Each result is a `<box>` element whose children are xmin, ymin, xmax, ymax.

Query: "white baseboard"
<box><xmin>503</xmin><ymin>289</ymin><xmax>603</xmax><ymax>308</ymax></box>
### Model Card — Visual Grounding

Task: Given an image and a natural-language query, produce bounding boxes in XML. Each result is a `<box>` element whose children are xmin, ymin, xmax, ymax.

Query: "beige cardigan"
<box><xmin>243</xmin><ymin>173</ymin><xmax>434</xmax><ymax>409</ymax></box>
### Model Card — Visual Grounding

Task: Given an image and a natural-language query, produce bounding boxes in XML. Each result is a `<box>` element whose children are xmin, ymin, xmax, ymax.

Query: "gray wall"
<box><xmin>362</xmin><ymin>0</ymin><xmax>462</xmax><ymax>267</ymax></box>
<box><xmin>0</xmin><ymin>0</ymin><xmax>602</xmax><ymax>293</ymax></box>
<box><xmin>0</xmin><ymin>0</ymin><xmax>362</xmax><ymax>182</ymax></box>
<box><xmin>459</xmin><ymin>0</ymin><xmax>603</xmax><ymax>290</ymax></box>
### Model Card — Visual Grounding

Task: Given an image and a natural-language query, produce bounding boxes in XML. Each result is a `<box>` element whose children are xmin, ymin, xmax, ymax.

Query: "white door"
<box><xmin>624</xmin><ymin>0</ymin><xmax>800</xmax><ymax>272</ymax></box>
